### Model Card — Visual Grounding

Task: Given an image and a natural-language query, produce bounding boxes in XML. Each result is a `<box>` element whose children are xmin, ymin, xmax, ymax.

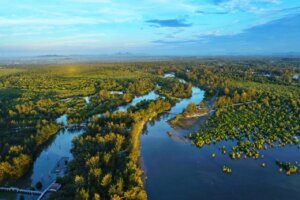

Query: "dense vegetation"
<box><xmin>156</xmin><ymin>77</ymin><xmax>192</xmax><ymax>99</ymax></box>
<box><xmin>188</xmin><ymin>60</ymin><xmax>300</xmax><ymax>174</ymax></box>
<box><xmin>52</xmin><ymin>99</ymin><xmax>171</xmax><ymax>199</ymax></box>
<box><xmin>0</xmin><ymin>62</ymin><xmax>191</xmax><ymax>198</ymax></box>
<box><xmin>0</xmin><ymin>57</ymin><xmax>299</xmax><ymax>199</ymax></box>
<box><xmin>0</xmin><ymin>64</ymin><xmax>156</xmax><ymax>184</ymax></box>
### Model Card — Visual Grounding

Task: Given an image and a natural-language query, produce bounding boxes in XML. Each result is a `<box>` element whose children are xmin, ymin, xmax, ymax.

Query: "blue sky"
<box><xmin>0</xmin><ymin>0</ymin><xmax>300</xmax><ymax>56</ymax></box>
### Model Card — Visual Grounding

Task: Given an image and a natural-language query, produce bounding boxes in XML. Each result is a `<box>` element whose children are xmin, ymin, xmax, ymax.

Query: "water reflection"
<box><xmin>55</xmin><ymin>114</ymin><xmax>68</xmax><ymax>126</ymax></box>
<box><xmin>2</xmin><ymin>128</ymin><xmax>84</xmax><ymax>200</ymax></box>
<box><xmin>141</xmin><ymin>82</ymin><xmax>300</xmax><ymax>200</ymax></box>
<box><xmin>116</xmin><ymin>91</ymin><xmax>158</xmax><ymax>112</ymax></box>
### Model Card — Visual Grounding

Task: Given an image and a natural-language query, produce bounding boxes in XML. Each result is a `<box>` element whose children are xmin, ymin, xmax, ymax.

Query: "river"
<box><xmin>141</xmin><ymin>77</ymin><xmax>300</xmax><ymax>200</ymax></box>
<box><xmin>2</xmin><ymin>74</ymin><xmax>300</xmax><ymax>200</ymax></box>
<box><xmin>1</xmin><ymin>89</ymin><xmax>159</xmax><ymax>200</ymax></box>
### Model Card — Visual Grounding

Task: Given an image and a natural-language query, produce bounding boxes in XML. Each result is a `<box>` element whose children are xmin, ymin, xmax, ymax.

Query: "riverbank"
<box><xmin>140</xmin><ymin>85</ymin><xmax>207</xmax><ymax>200</ymax></box>
<box><xmin>168</xmin><ymin>91</ymin><xmax>217</xmax><ymax>129</ymax></box>
<box><xmin>167</xmin><ymin>113</ymin><xmax>210</xmax><ymax>143</ymax></box>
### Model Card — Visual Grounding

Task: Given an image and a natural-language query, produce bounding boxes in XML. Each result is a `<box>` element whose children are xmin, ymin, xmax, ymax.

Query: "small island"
<box><xmin>169</xmin><ymin>101</ymin><xmax>210</xmax><ymax>128</ymax></box>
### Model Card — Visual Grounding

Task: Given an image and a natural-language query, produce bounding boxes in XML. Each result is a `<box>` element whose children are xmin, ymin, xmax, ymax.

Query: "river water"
<box><xmin>1</xmin><ymin>90</ymin><xmax>159</xmax><ymax>200</ymax></box>
<box><xmin>2</xmin><ymin>74</ymin><xmax>300</xmax><ymax>200</ymax></box>
<box><xmin>141</xmin><ymin>80</ymin><xmax>300</xmax><ymax>200</ymax></box>
<box><xmin>116</xmin><ymin>91</ymin><xmax>158</xmax><ymax>112</ymax></box>
<box><xmin>1</xmin><ymin>128</ymin><xmax>84</xmax><ymax>200</ymax></box>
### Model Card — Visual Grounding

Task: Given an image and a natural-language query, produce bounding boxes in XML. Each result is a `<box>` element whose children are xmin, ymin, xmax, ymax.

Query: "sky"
<box><xmin>0</xmin><ymin>0</ymin><xmax>300</xmax><ymax>56</ymax></box>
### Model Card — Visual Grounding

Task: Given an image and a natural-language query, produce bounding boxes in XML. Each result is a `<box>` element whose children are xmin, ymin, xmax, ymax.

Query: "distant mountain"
<box><xmin>37</xmin><ymin>54</ymin><xmax>66</xmax><ymax>58</ymax></box>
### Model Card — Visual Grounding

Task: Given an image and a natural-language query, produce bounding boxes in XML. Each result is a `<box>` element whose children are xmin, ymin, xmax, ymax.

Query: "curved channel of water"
<box><xmin>1</xmin><ymin>91</ymin><xmax>159</xmax><ymax>200</ymax></box>
<box><xmin>2</xmin><ymin>128</ymin><xmax>84</xmax><ymax>200</ymax></box>
<box><xmin>141</xmin><ymin>85</ymin><xmax>300</xmax><ymax>200</ymax></box>
<box><xmin>2</xmin><ymin>75</ymin><xmax>299</xmax><ymax>200</ymax></box>
<box><xmin>116</xmin><ymin>91</ymin><xmax>158</xmax><ymax>112</ymax></box>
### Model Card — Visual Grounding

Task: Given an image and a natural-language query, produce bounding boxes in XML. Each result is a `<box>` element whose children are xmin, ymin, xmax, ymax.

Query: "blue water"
<box><xmin>2</xmin><ymin>74</ymin><xmax>299</xmax><ymax>200</ymax></box>
<box><xmin>0</xmin><ymin>90</ymin><xmax>160</xmax><ymax>200</ymax></box>
<box><xmin>116</xmin><ymin>91</ymin><xmax>158</xmax><ymax>112</ymax></box>
<box><xmin>55</xmin><ymin>114</ymin><xmax>68</xmax><ymax>126</ymax></box>
<box><xmin>1</xmin><ymin>128</ymin><xmax>84</xmax><ymax>200</ymax></box>
<box><xmin>141</xmin><ymin>86</ymin><xmax>300</xmax><ymax>200</ymax></box>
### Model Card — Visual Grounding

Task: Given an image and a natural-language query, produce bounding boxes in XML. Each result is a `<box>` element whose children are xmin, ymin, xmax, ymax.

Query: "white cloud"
<box><xmin>73</xmin><ymin>0</ymin><xmax>111</xmax><ymax>3</ymax></box>
<box><xmin>213</xmin><ymin>0</ymin><xmax>281</xmax><ymax>13</ymax></box>
<box><xmin>0</xmin><ymin>16</ymin><xmax>132</xmax><ymax>26</ymax></box>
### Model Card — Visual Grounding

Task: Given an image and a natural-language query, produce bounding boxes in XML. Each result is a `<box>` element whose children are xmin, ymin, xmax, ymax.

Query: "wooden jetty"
<box><xmin>0</xmin><ymin>187</ymin><xmax>42</xmax><ymax>195</ymax></box>
<box><xmin>0</xmin><ymin>181</ymin><xmax>61</xmax><ymax>200</ymax></box>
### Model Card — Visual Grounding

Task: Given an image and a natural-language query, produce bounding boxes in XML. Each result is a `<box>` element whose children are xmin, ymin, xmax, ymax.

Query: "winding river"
<box><xmin>141</xmin><ymin>78</ymin><xmax>300</xmax><ymax>200</ymax></box>
<box><xmin>1</xmin><ymin>91</ymin><xmax>159</xmax><ymax>200</ymax></box>
<box><xmin>2</xmin><ymin>75</ymin><xmax>300</xmax><ymax>200</ymax></box>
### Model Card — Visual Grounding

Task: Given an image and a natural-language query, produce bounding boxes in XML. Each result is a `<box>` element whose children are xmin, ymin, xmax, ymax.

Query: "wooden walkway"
<box><xmin>60</xmin><ymin>123</ymin><xmax>87</xmax><ymax>129</ymax></box>
<box><xmin>37</xmin><ymin>181</ymin><xmax>61</xmax><ymax>200</ymax></box>
<box><xmin>1</xmin><ymin>122</ymin><xmax>87</xmax><ymax>132</ymax></box>
<box><xmin>0</xmin><ymin>187</ymin><xmax>42</xmax><ymax>195</ymax></box>
<box><xmin>0</xmin><ymin>181</ymin><xmax>61</xmax><ymax>200</ymax></box>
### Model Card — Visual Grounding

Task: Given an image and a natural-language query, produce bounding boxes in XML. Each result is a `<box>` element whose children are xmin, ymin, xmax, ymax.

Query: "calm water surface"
<box><xmin>117</xmin><ymin>91</ymin><xmax>158</xmax><ymax>112</ymax></box>
<box><xmin>2</xmin><ymin>76</ymin><xmax>299</xmax><ymax>200</ymax></box>
<box><xmin>1</xmin><ymin>127</ymin><xmax>84</xmax><ymax>200</ymax></box>
<box><xmin>141</xmin><ymin>86</ymin><xmax>300</xmax><ymax>200</ymax></box>
<box><xmin>0</xmin><ymin>91</ymin><xmax>158</xmax><ymax>200</ymax></box>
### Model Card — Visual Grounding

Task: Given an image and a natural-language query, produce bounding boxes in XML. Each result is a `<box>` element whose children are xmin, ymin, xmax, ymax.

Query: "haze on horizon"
<box><xmin>1</xmin><ymin>0</ymin><xmax>300</xmax><ymax>57</ymax></box>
